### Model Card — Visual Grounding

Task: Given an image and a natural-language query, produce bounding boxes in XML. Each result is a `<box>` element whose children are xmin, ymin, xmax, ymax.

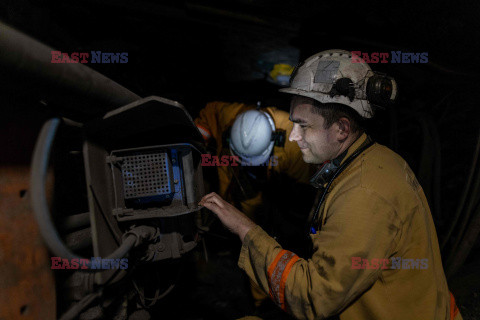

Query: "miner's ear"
<box><xmin>336</xmin><ymin>117</ymin><xmax>351</xmax><ymax>140</ymax></box>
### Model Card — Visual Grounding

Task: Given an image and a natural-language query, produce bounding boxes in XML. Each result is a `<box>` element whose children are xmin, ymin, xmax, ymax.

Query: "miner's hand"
<box><xmin>199</xmin><ymin>192</ymin><xmax>256</xmax><ymax>242</ymax></box>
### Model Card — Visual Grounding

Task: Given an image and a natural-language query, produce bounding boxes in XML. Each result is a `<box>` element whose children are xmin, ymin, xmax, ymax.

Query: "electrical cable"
<box><xmin>59</xmin><ymin>264</ymin><xmax>134</xmax><ymax>320</ymax></box>
<box><xmin>441</xmin><ymin>129</ymin><xmax>480</xmax><ymax>250</ymax></box>
<box><xmin>132</xmin><ymin>265</ymin><xmax>179</xmax><ymax>308</ymax></box>
<box><xmin>59</xmin><ymin>290</ymin><xmax>103</xmax><ymax>320</ymax></box>
<box><xmin>447</xmin><ymin>129</ymin><xmax>480</xmax><ymax>261</ymax></box>
<box><xmin>30</xmin><ymin>118</ymin><xmax>137</xmax><ymax>268</ymax></box>
<box><xmin>446</xmin><ymin>201</ymin><xmax>480</xmax><ymax>278</ymax></box>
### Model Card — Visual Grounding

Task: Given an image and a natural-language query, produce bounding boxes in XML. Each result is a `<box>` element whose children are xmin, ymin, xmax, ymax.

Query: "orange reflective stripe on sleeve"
<box><xmin>450</xmin><ymin>291</ymin><xmax>459</xmax><ymax>319</ymax></box>
<box><xmin>267</xmin><ymin>249</ymin><xmax>299</xmax><ymax>311</ymax></box>
<box><xmin>279</xmin><ymin>254</ymin><xmax>299</xmax><ymax>311</ymax></box>
<box><xmin>196</xmin><ymin>124</ymin><xmax>211</xmax><ymax>140</ymax></box>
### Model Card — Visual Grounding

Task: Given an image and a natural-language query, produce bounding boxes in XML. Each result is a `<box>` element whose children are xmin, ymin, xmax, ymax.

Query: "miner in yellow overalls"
<box><xmin>195</xmin><ymin>102</ymin><xmax>314</xmax><ymax>219</ymax></box>
<box><xmin>195</xmin><ymin>101</ymin><xmax>315</xmax><ymax>307</ymax></box>
<box><xmin>200</xmin><ymin>50</ymin><xmax>462</xmax><ymax>320</ymax></box>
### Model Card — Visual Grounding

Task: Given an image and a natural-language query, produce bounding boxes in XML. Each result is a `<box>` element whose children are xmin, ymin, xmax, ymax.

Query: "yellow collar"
<box><xmin>340</xmin><ymin>133</ymin><xmax>368</xmax><ymax>166</ymax></box>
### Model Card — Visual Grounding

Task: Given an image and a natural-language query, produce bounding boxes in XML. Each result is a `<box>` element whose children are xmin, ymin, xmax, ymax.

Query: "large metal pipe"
<box><xmin>60</xmin><ymin>212</ymin><xmax>91</xmax><ymax>231</ymax></box>
<box><xmin>0</xmin><ymin>21</ymin><xmax>140</xmax><ymax>114</ymax></box>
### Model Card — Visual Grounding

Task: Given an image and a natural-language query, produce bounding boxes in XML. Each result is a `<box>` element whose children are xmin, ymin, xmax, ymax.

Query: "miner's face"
<box><xmin>288</xmin><ymin>96</ymin><xmax>343</xmax><ymax>164</ymax></box>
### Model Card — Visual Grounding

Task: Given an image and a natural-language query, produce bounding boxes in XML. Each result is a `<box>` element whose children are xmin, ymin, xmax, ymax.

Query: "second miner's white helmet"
<box><xmin>229</xmin><ymin>110</ymin><xmax>275</xmax><ymax>166</ymax></box>
<box><xmin>279</xmin><ymin>49</ymin><xmax>398</xmax><ymax>118</ymax></box>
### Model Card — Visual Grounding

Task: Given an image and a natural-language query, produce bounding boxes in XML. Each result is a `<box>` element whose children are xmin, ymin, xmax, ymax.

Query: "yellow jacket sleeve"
<box><xmin>194</xmin><ymin>101</ymin><xmax>223</xmax><ymax>142</ymax></box>
<box><xmin>238</xmin><ymin>186</ymin><xmax>402</xmax><ymax>319</ymax></box>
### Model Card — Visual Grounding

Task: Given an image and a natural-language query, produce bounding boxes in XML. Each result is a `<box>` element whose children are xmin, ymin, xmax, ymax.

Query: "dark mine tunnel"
<box><xmin>0</xmin><ymin>1</ymin><xmax>479</xmax><ymax>319</ymax></box>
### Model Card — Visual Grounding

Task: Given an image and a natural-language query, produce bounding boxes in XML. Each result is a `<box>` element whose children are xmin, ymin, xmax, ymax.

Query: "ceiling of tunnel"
<box><xmin>0</xmin><ymin>0</ymin><xmax>478</xmax><ymax>112</ymax></box>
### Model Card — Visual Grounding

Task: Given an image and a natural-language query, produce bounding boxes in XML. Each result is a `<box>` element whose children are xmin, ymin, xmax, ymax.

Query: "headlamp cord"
<box><xmin>308</xmin><ymin>137</ymin><xmax>375</xmax><ymax>235</ymax></box>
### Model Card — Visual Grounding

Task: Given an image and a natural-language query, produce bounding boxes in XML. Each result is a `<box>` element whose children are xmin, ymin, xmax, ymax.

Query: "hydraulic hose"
<box><xmin>441</xmin><ymin>129</ymin><xmax>480</xmax><ymax>250</ymax></box>
<box><xmin>30</xmin><ymin>118</ymin><xmax>137</xmax><ymax>268</ymax></box>
<box><xmin>446</xmin><ymin>130</ymin><xmax>480</xmax><ymax>267</ymax></box>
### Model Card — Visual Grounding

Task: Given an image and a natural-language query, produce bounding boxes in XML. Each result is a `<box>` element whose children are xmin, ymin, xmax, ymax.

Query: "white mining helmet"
<box><xmin>279</xmin><ymin>49</ymin><xmax>398</xmax><ymax>118</ymax></box>
<box><xmin>229</xmin><ymin>110</ymin><xmax>275</xmax><ymax>166</ymax></box>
